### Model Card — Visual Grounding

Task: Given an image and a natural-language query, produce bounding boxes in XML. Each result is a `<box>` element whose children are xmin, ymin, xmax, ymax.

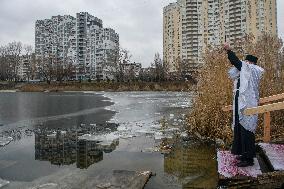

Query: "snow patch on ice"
<box><xmin>0</xmin><ymin>136</ymin><xmax>13</xmax><ymax>147</ymax></box>
<box><xmin>259</xmin><ymin>143</ymin><xmax>284</xmax><ymax>171</ymax></box>
<box><xmin>79</xmin><ymin>132</ymin><xmax>119</xmax><ymax>146</ymax></box>
<box><xmin>30</xmin><ymin>183</ymin><xmax>58</xmax><ymax>189</ymax></box>
<box><xmin>0</xmin><ymin>178</ymin><xmax>9</xmax><ymax>188</ymax></box>
<box><xmin>217</xmin><ymin>150</ymin><xmax>261</xmax><ymax>178</ymax></box>
<box><xmin>139</xmin><ymin>171</ymin><xmax>151</xmax><ymax>176</ymax></box>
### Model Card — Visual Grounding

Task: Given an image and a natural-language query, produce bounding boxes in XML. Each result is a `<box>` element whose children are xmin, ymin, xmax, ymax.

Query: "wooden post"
<box><xmin>263</xmin><ymin>112</ymin><xmax>271</xmax><ymax>143</ymax></box>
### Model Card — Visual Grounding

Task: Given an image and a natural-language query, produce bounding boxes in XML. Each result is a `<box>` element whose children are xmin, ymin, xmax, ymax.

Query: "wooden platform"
<box><xmin>217</xmin><ymin>151</ymin><xmax>261</xmax><ymax>179</ymax></box>
<box><xmin>217</xmin><ymin>143</ymin><xmax>284</xmax><ymax>188</ymax></box>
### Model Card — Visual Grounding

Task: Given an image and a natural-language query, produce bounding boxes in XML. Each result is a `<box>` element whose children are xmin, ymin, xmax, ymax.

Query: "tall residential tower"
<box><xmin>163</xmin><ymin>0</ymin><xmax>278</xmax><ymax>72</ymax></box>
<box><xmin>35</xmin><ymin>12</ymin><xmax>119</xmax><ymax>80</ymax></box>
<box><xmin>163</xmin><ymin>0</ymin><xmax>185</xmax><ymax>72</ymax></box>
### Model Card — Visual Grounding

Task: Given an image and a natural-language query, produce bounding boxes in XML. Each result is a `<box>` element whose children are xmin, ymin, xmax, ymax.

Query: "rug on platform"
<box><xmin>217</xmin><ymin>150</ymin><xmax>262</xmax><ymax>178</ymax></box>
<box><xmin>259</xmin><ymin>143</ymin><xmax>284</xmax><ymax>171</ymax></box>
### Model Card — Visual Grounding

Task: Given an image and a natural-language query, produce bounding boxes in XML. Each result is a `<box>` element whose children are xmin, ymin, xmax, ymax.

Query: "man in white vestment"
<box><xmin>224</xmin><ymin>43</ymin><xmax>264</xmax><ymax>167</ymax></box>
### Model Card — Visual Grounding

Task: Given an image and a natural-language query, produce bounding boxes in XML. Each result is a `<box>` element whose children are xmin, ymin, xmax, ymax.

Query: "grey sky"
<box><xmin>0</xmin><ymin>0</ymin><xmax>283</xmax><ymax>67</ymax></box>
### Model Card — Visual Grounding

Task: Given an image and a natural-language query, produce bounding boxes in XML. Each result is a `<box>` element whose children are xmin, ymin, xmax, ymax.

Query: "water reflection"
<box><xmin>34</xmin><ymin>128</ymin><xmax>119</xmax><ymax>169</ymax></box>
<box><xmin>164</xmin><ymin>141</ymin><xmax>218</xmax><ymax>189</ymax></box>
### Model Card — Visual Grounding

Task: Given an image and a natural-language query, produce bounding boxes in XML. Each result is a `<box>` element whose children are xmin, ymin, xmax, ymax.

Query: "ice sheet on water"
<box><xmin>120</xmin><ymin>134</ymin><xmax>136</xmax><ymax>139</ymax></box>
<box><xmin>154</xmin><ymin>127</ymin><xmax>180</xmax><ymax>140</ymax></box>
<box><xmin>180</xmin><ymin>132</ymin><xmax>188</xmax><ymax>138</ymax></box>
<box><xmin>0</xmin><ymin>136</ymin><xmax>13</xmax><ymax>147</ymax></box>
<box><xmin>83</xmin><ymin>91</ymin><xmax>100</xmax><ymax>94</ymax></box>
<box><xmin>154</xmin><ymin>132</ymin><xmax>164</xmax><ymax>140</ymax></box>
<box><xmin>110</xmin><ymin>117</ymin><xmax>180</xmax><ymax>140</ymax></box>
<box><xmin>0</xmin><ymin>90</ymin><xmax>17</xmax><ymax>93</ymax></box>
<box><xmin>0</xmin><ymin>178</ymin><xmax>9</xmax><ymax>188</ymax></box>
<box><xmin>47</xmin><ymin>132</ymin><xmax>57</xmax><ymax>138</ymax></box>
<box><xmin>79</xmin><ymin>132</ymin><xmax>119</xmax><ymax>146</ymax></box>
<box><xmin>101</xmin><ymin>92</ymin><xmax>188</xmax><ymax>139</ymax></box>
<box><xmin>169</xmin><ymin>101</ymin><xmax>191</xmax><ymax>108</ymax></box>
<box><xmin>165</xmin><ymin>128</ymin><xmax>180</xmax><ymax>132</ymax></box>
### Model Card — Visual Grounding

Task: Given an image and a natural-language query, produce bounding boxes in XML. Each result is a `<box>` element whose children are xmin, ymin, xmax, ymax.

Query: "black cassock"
<box><xmin>227</xmin><ymin>50</ymin><xmax>256</xmax><ymax>163</ymax></box>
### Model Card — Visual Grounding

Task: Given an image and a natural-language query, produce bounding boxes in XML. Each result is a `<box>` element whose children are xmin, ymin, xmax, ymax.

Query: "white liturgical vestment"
<box><xmin>228</xmin><ymin>61</ymin><xmax>264</xmax><ymax>133</ymax></box>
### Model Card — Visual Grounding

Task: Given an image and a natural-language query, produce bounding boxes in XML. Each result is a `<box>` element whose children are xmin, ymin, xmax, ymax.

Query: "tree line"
<box><xmin>0</xmin><ymin>41</ymin><xmax>196</xmax><ymax>83</ymax></box>
<box><xmin>0</xmin><ymin>42</ymin><xmax>75</xmax><ymax>83</ymax></box>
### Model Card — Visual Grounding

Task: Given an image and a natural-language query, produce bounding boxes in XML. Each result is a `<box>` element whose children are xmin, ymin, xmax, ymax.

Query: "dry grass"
<box><xmin>19</xmin><ymin>81</ymin><xmax>196</xmax><ymax>92</ymax></box>
<box><xmin>187</xmin><ymin>35</ymin><xmax>284</xmax><ymax>145</ymax></box>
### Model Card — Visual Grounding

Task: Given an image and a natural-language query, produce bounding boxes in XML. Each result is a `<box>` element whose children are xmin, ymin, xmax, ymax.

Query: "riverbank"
<box><xmin>0</xmin><ymin>81</ymin><xmax>196</xmax><ymax>92</ymax></box>
<box><xmin>0</xmin><ymin>82</ymin><xmax>17</xmax><ymax>90</ymax></box>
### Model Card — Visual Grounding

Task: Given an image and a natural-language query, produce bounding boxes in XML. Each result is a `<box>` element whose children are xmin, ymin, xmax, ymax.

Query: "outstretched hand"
<box><xmin>223</xmin><ymin>43</ymin><xmax>231</xmax><ymax>51</ymax></box>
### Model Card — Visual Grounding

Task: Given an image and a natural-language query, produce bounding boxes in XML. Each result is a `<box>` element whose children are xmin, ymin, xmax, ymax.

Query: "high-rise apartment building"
<box><xmin>35</xmin><ymin>12</ymin><xmax>119</xmax><ymax>80</ymax></box>
<box><xmin>35</xmin><ymin>15</ymin><xmax>76</xmax><ymax>60</ymax></box>
<box><xmin>75</xmin><ymin>12</ymin><xmax>103</xmax><ymax>79</ymax></box>
<box><xmin>163</xmin><ymin>0</ymin><xmax>185</xmax><ymax>72</ymax></box>
<box><xmin>181</xmin><ymin>0</ymin><xmax>208</xmax><ymax>70</ymax></box>
<box><xmin>96</xmin><ymin>28</ymin><xmax>120</xmax><ymax>80</ymax></box>
<box><xmin>224</xmin><ymin>0</ymin><xmax>277</xmax><ymax>42</ymax></box>
<box><xmin>163</xmin><ymin>0</ymin><xmax>278</xmax><ymax>72</ymax></box>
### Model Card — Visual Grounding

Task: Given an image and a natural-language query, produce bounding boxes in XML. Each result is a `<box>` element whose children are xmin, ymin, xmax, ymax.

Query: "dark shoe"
<box><xmin>237</xmin><ymin>160</ymin><xmax>254</xmax><ymax>167</ymax></box>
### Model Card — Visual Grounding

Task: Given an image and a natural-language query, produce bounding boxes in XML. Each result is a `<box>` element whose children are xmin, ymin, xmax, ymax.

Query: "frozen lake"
<box><xmin>0</xmin><ymin>91</ymin><xmax>217</xmax><ymax>189</ymax></box>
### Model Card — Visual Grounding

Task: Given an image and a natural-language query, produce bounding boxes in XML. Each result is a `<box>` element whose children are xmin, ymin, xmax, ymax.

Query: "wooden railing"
<box><xmin>222</xmin><ymin>93</ymin><xmax>284</xmax><ymax>142</ymax></box>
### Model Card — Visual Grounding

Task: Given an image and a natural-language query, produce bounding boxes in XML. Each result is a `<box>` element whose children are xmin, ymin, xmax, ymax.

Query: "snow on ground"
<box><xmin>259</xmin><ymin>143</ymin><xmax>284</xmax><ymax>171</ymax></box>
<box><xmin>217</xmin><ymin>150</ymin><xmax>261</xmax><ymax>178</ymax></box>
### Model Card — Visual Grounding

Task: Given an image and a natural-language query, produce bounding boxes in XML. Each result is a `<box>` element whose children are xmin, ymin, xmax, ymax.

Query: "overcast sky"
<box><xmin>0</xmin><ymin>0</ymin><xmax>283</xmax><ymax>67</ymax></box>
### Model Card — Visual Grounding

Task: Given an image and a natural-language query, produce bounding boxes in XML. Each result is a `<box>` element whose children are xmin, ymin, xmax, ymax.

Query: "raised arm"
<box><xmin>227</xmin><ymin>50</ymin><xmax>242</xmax><ymax>71</ymax></box>
<box><xmin>223</xmin><ymin>43</ymin><xmax>242</xmax><ymax>71</ymax></box>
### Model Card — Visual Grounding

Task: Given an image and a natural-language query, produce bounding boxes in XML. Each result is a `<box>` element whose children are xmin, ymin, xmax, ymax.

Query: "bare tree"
<box><xmin>115</xmin><ymin>47</ymin><xmax>132</xmax><ymax>82</ymax></box>
<box><xmin>173</xmin><ymin>56</ymin><xmax>182</xmax><ymax>80</ymax></box>
<box><xmin>37</xmin><ymin>53</ymin><xmax>56</xmax><ymax>84</ymax></box>
<box><xmin>98</xmin><ymin>47</ymin><xmax>119</xmax><ymax>81</ymax></box>
<box><xmin>151</xmin><ymin>53</ymin><xmax>164</xmax><ymax>82</ymax></box>
<box><xmin>54</xmin><ymin>55</ymin><xmax>75</xmax><ymax>83</ymax></box>
<box><xmin>162</xmin><ymin>59</ymin><xmax>170</xmax><ymax>81</ymax></box>
<box><xmin>23</xmin><ymin>45</ymin><xmax>38</xmax><ymax>81</ymax></box>
<box><xmin>7</xmin><ymin>42</ymin><xmax>23</xmax><ymax>81</ymax></box>
<box><xmin>173</xmin><ymin>57</ymin><xmax>197</xmax><ymax>81</ymax></box>
<box><xmin>0</xmin><ymin>45</ymin><xmax>8</xmax><ymax>81</ymax></box>
<box><xmin>63</xmin><ymin>57</ymin><xmax>76</xmax><ymax>81</ymax></box>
